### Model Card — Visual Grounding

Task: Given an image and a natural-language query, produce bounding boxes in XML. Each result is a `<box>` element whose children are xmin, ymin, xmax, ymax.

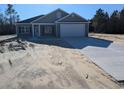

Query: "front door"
<box><xmin>44</xmin><ymin>26</ymin><xmax>53</xmax><ymax>35</ymax></box>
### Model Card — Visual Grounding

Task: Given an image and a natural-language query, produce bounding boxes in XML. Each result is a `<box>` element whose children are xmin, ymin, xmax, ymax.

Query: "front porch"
<box><xmin>16</xmin><ymin>24</ymin><xmax>57</xmax><ymax>38</ymax></box>
<box><xmin>32</xmin><ymin>24</ymin><xmax>56</xmax><ymax>37</ymax></box>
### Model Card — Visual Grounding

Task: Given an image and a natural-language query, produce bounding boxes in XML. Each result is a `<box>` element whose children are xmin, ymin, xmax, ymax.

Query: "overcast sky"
<box><xmin>0</xmin><ymin>4</ymin><xmax>124</xmax><ymax>20</ymax></box>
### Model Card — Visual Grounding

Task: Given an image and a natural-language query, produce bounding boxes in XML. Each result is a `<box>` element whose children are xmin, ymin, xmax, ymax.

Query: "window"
<box><xmin>25</xmin><ymin>26</ymin><xmax>30</xmax><ymax>33</ymax></box>
<box><xmin>44</xmin><ymin>26</ymin><xmax>52</xmax><ymax>34</ymax></box>
<box><xmin>21</xmin><ymin>27</ymin><xmax>25</xmax><ymax>33</ymax></box>
<box><xmin>19</xmin><ymin>26</ymin><xmax>24</xmax><ymax>33</ymax></box>
<box><xmin>56</xmin><ymin>11</ymin><xmax>62</xmax><ymax>18</ymax></box>
<box><xmin>34</xmin><ymin>25</ymin><xmax>39</xmax><ymax>33</ymax></box>
<box><xmin>18</xmin><ymin>27</ymin><xmax>21</xmax><ymax>33</ymax></box>
<box><xmin>18</xmin><ymin>26</ymin><xmax>30</xmax><ymax>34</ymax></box>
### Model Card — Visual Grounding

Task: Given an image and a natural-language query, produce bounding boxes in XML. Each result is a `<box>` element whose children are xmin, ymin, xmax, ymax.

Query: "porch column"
<box><xmin>32</xmin><ymin>24</ymin><xmax>34</xmax><ymax>37</ymax></box>
<box><xmin>16</xmin><ymin>25</ymin><xmax>18</xmax><ymax>35</ymax></box>
<box><xmin>38</xmin><ymin>24</ymin><xmax>40</xmax><ymax>37</ymax></box>
<box><xmin>55</xmin><ymin>23</ymin><xmax>58</xmax><ymax>37</ymax></box>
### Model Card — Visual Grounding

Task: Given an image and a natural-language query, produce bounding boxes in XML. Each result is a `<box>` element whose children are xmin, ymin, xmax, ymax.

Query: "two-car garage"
<box><xmin>60</xmin><ymin>23</ymin><xmax>86</xmax><ymax>37</ymax></box>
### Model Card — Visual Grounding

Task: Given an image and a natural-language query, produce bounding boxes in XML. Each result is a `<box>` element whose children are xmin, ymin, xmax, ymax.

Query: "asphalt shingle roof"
<box><xmin>18</xmin><ymin>15</ymin><xmax>44</xmax><ymax>23</ymax></box>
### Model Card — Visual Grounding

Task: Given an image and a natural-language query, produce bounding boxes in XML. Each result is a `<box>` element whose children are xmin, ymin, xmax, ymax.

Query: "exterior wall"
<box><xmin>16</xmin><ymin>23</ymin><xmax>89</xmax><ymax>38</ymax></box>
<box><xmin>33</xmin><ymin>10</ymin><xmax>68</xmax><ymax>23</ymax></box>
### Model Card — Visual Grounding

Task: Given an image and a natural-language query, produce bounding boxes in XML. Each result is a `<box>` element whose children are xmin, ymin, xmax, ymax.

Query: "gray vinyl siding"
<box><xmin>33</xmin><ymin>10</ymin><xmax>68</xmax><ymax>23</ymax></box>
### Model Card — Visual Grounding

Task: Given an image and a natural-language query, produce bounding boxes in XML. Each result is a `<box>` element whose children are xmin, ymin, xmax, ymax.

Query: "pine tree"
<box><xmin>5</xmin><ymin>4</ymin><xmax>20</xmax><ymax>34</ymax></box>
<box><xmin>109</xmin><ymin>10</ymin><xmax>120</xmax><ymax>34</ymax></box>
<box><xmin>120</xmin><ymin>8</ymin><xmax>124</xmax><ymax>34</ymax></box>
<box><xmin>92</xmin><ymin>8</ymin><xmax>109</xmax><ymax>33</ymax></box>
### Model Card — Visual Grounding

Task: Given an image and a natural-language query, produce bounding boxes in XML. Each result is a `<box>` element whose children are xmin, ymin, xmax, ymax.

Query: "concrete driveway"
<box><xmin>64</xmin><ymin>37</ymin><xmax>124</xmax><ymax>82</ymax></box>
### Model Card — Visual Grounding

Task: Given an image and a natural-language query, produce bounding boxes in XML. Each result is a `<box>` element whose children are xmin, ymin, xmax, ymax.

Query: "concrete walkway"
<box><xmin>64</xmin><ymin>37</ymin><xmax>124</xmax><ymax>81</ymax></box>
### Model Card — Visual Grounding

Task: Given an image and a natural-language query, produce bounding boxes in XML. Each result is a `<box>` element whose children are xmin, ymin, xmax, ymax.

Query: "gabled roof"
<box><xmin>32</xmin><ymin>8</ymin><xmax>69</xmax><ymax>23</ymax></box>
<box><xmin>17</xmin><ymin>9</ymin><xmax>88</xmax><ymax>24</ymax></box>
<box><xmin>56</xmin><ymin>13</ymin><xmax>88</xmax><ymax>22</ymax></box>
<box><xmin>17</xmin><ymin>14</ymin><xmax>45</xmax><ymax>23</ymax></box>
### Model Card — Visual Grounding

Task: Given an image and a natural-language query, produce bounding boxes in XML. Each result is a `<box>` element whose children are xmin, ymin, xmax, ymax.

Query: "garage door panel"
<box><xmin>60</xmin><ymin>24</ymin><xmax>85</xmax><ymax>37</ymax></box>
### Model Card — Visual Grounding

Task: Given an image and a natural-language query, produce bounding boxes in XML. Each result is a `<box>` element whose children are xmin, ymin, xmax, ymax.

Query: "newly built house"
<box><xmin>16</xmin><ymin>8</ymin><xmax>90</xmax><ymax>38</ymax></box>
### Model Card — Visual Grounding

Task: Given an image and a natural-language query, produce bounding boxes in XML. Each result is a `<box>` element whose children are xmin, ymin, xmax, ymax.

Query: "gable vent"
<box><xmin>57</xmin><ymin>11</ymin><xmax>62</xmax><ymax>18</ymax></box>
<box><xmin>71</xmin><ymin>14</ymin><xmax>75</xmax><ymax>17</ymax></box>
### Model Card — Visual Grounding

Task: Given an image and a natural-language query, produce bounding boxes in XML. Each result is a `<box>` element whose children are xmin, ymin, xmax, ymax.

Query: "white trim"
<box><xmin>16</xmin><ymin>23</ymin><xmax>31</xmax><ymax>25</ymax></box>
<box><xmin>56</xmin><ymin>22</ymin><xmax>90</xmax><ymax>23</ymax></box>
<box><xmin>55</xmin><ymin>23</ymin><xmax>58</xmax><ymax>37</ymax></box>
<box><xmin>38</xmin><ymin>24</ymin><xmax>40</xmax><ymax>36</ymax></box>
<box><xmin>31</xmin><ymin>8</ymin><xmax>69</xmax><ymax>23</ymax></box>
<box><xmin>32</xmin><ymin>23</ymin><xmax>55</xmax><ymax>25</ymax></box>
<box><xmin>16</xmin><ymin>23</ymin><xmax>55</xmax><ymax>25</ymax></box>
<box><xmin>32</xmin><ymin>24</ymin><xmax>34</xmax><ymax>37</ymax></box>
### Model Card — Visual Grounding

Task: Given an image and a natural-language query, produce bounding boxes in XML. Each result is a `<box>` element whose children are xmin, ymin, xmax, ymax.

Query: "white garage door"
<box><xmin>60</xmin><ymin>24</ymin><xmax>85</xmax><ymax>37</ymax></box>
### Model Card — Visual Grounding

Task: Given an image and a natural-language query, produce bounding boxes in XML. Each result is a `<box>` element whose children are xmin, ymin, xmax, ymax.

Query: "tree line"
<box><xmin>90</xmin><ymin>8</ymin><xmax>124</xmax><ymax>34</ymax></box>
<box><xmin>0</xmin><ymin>4</ymin><xmax>20</xmax><ymax>35</ymax></box>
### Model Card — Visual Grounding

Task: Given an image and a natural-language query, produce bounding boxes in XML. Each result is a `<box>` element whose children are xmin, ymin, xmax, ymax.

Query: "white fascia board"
<box><xmin>56</xmin><ymin>22</ymin><xmax>90</xmax><ymax>23</ymax></box>
<box><xmin>32</xmin><ymin>23</ymin><xmax>55</xmax><ymax>25</ymax></box>
<box><xmin>16</xmin><ymin>23</ymin><xmax>31</xmax><ymax>24</ymax></box>
<box><xmin>16</xmin><ymin>23</ymin><xmax>55</xmax><ymax>25</ymax></box>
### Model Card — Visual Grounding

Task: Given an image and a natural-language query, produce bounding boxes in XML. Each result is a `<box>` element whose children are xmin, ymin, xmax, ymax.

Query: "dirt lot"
<box><xmin>90</xmin><ymin>33</ymin><xmax>124</xmax><ymax>45</ymax></box>
<box><xmin>0</xmin><ymin>37</ymin><xmax>120</xmax><ymax>88</ymax></box>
